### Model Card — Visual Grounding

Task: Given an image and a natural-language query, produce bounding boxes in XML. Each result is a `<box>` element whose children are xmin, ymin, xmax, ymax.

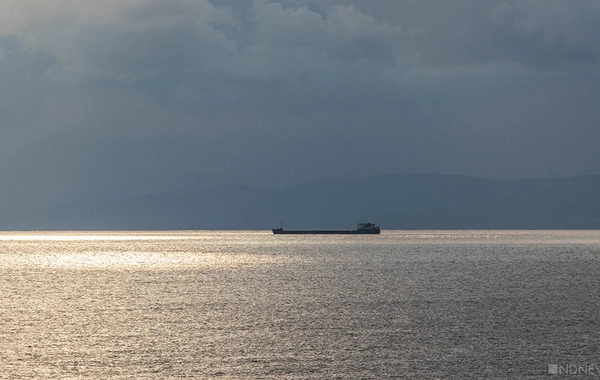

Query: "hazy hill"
<box><xmin>10</xmin><ymin>174</ymin><xmax>600</xmax><ymax>230</ymax></box>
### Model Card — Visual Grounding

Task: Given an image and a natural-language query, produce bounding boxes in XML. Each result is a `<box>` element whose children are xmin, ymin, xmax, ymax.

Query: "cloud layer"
<box><xmin>1</xmin><ymin>0</ymin><xmax>599</xmax><ymax>212</ymax></box>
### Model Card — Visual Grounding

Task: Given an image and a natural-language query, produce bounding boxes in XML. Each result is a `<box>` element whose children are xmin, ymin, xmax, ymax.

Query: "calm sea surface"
<box><xmin>1</xmin><ymin>230</ymin><xmax>599</xmax><ymax>379</ymax></box>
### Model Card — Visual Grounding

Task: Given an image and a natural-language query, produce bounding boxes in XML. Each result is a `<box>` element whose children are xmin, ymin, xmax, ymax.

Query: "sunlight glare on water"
<box><xmin>1</xmin><ymin>230</ymin><xmax>599</xmax><ymax>378</ymax></box>
<box><xmin>0</xmin><ymin>231</ymin><xmax>288</xmax><ymax>270</ymax></box>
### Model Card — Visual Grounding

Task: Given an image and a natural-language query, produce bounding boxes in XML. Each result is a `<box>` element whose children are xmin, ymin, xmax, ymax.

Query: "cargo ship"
<box><xmin>272</xmin><ymin>221</ymin><xmax>380</xmax><ymax>235</ymax></box>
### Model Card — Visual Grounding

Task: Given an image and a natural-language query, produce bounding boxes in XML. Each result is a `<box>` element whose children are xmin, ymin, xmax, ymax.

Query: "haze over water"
<box><xmin>1</xmin><ymin>230</ymin><xmax>599</xmax><ymax>379</ymax></box>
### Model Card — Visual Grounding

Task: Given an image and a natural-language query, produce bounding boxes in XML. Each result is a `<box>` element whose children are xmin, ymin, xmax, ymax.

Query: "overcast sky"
<box><xmin>1</xmin><ymin>0</ymin><xmax>600</xmax><ymax>210</ymax></box>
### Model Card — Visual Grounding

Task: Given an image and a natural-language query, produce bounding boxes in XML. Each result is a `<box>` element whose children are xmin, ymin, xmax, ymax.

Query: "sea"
<box><xmin>1</xmin><ymin>230</ymin><xmax>599</xmax><ymax>379</ymax></box>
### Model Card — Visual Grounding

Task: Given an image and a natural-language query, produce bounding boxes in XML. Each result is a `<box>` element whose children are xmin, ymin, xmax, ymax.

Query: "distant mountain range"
<box><xmin>8</xmin><ymin>173</ymin><xmax>600</xmax><ymax>230</ymax></box>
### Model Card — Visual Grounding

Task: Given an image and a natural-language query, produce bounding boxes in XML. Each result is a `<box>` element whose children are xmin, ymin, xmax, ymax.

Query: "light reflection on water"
<box><xmin>0</xmin><ymin>231</ymin><xmax>291</xmax><ymax>270</ymax></box>
<box><xmin>1</xmin><ymin>230</ymin><xmax>599</xmax><ymax>378</ymax></box>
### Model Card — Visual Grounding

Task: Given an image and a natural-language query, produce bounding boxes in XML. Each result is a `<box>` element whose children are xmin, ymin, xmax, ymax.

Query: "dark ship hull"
<box><xmin>272</xmin><ymin>228</ymin><xmax>380</xmax><ymax>235</ymax></box>
<box><xmin>272</xmin><ymin>222</ymin><xmax>380</xmax><ymax>235</ymax></box>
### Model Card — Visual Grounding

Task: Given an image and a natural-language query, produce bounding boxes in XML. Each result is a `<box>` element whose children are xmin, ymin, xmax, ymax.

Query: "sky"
<box><xmin>1</xmin><ymin>0</ymin><xmax>600</xmax><ymax>212</ymax></box>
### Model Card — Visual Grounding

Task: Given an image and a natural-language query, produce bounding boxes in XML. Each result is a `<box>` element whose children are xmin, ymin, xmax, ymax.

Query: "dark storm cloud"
<box><xmin>0</xmin><ymin>0</ymin><xmax>599</xmax><ymax>212</ymax></box>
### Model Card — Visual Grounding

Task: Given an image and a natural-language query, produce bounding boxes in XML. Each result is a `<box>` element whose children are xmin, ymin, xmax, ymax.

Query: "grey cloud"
<box><xmin>0</xmin><ymin>0</ymin><xmax>599</xmax><ymax>216</ymax></box>
<box><xmin>4</xmin><ymin>0</ymin><xmax>403</xmax><ymax>84</ymax></box>
<box><xmin>4</xmin><ymin>0</ymin><xmax>600</xmax><ymax>84</ymax></box>
<box><xmin>493</xmin><ymin>0</ymin><xmax>600</xmax><ymax>51</ymax></box>
<box><xmin>48</xmin><ymin>23</ymin><xmax>230</xmax><ymax>80</ymax></box>
<box><xmin>490</xmin><ymin>0</ymin><xmax>600</xmax><ymax>66</ymax></box>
